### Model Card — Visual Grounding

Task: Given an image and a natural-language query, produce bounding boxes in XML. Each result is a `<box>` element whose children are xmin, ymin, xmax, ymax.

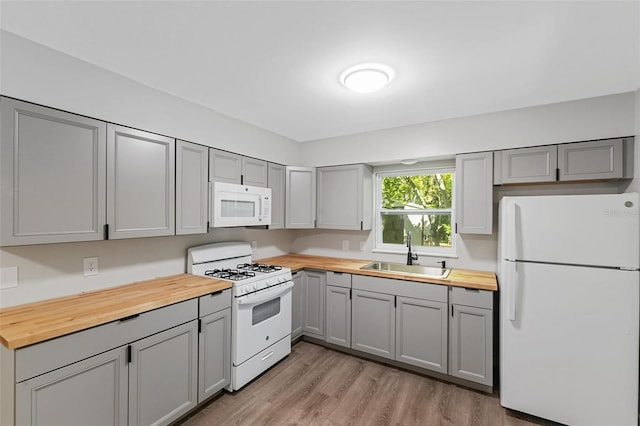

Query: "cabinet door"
<box><xmin>302</xmin><ymin>270</ymin><xmax>326</xmax><ymax>338</ymax></box>
<box><xmin>242</xmin><ymin>157</ymin><xmax>268</xmax><ymax>187</ymax></box>
<box><xmin>0</xmin><ymin>97</ymin><xmax>107</xmax><ymax>246</ymax></box>
<box><xmin>396</xmin><ymin>296</ymin><xmax>447</xmax><ymax>373</ymax></box>
<box><xmin>558</xmin><ymin>139</ymin><xmax>624</xmax><ymax>181</ymax></box>
<box><xmin>267</xmin><ymin>163</ymin><xmax>285</xmax><ymax>229</ymax></box>
<box><xmin>455</xmin><ymin>152</ymin><xmax>493</xmax><ymax>234</ymax></box>
<box><xmin>16</xmin><ymin>346</ymin><xmax>128</xmax><ymax>426</ymax></box>
<box><xmin>198</xmin><ymin>308</ymin><xmax>231</xmax><ymax>402</ymax></box>
<box><xmin>325</xmin><ymin>285</ymin><xmax>351</xmax><ymax>348</ymax></box>
<box><xmin>499</xmin><ymin>145</ymin><xmax>557</xmax><ymax>184</ymax></box>
<box><xmin>449</xmin><ymin>304</ymin><xmax>493</xmax><ymax>386</ymax></box>
<box><xmin>291</xmin><ymin>271</ymin><xmax>303</xmax><ymax>340</ymax></box>
<box><xmin>351</xmin><ymin>289</ymin><xmax>395</xmax><ymax>360</ymax></box>
<box><xmin>316</xmin><ymin>164</ymin><xmax>372</xmax><ymax>230</ymax></box>
<box><xmin>176</xmin><ymin>140</ymin><xmax>208</xmax><ymax>235</ymax></box>
<box><xmin>285</xmin><ymin>166</ymin><xmax>316</xmax><ymax>229</ymax></box>
<box><xmin>107</xmin><ymin>124</ymin><xmax>175</xmax><ymax>239</ymax></box>
<box><xmin>209</xmin><ymin>148</ymin><xmax>241</xmax><ymax>184</ymax></box>
<box><xmin>129</xmin><ymin>321</ymin><xmax>198</xmax><ymax>426</ymax></box>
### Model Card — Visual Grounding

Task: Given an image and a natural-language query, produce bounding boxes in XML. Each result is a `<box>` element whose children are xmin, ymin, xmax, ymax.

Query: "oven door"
<box><xmin>232</xmin><ymin>280</ymin><xmax>293</xmax><ymax>365</ymax></box>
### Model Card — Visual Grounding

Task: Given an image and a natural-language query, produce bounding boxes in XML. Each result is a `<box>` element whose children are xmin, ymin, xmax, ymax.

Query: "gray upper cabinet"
<box><xmin>107</xmin><ymin>124</ymin><xmax>175</xmax><ymax>239</ymax></box>
<box><xmin>209</xmin><ymin>148</ymin><xmax>268</xmax><ymax>187</ymax></box>
<box><xmin>128</xmin><ymin>320</ymin><xmax>198</xmax><ymax>426</ymax></box>
<box><xmin>0</xmin><ymin>97</ymin><xmax>107</xmax><ymax>246</ymax></box>
<box><xmin>16</xmin><ymin>346</ymin><xmax>128</xmax><ymax>426</ymax></box>
<box><xmin>241</xmin><ymin>157</ymin><xmax>268</xmax><ymax>187</ymax></box>
<box><xmin>285</xmin><ymin>166</ymin><xmax>316</xmax><ymax>229</ymax></box>
<box><xmin>455</xmin><ymin>152</ymin><xmax>493</xmax><ymax>235</ymax></box>
<box><xmin>209</xmin><ymin>149</ymin><xmax>241</xmax><ymax>184</ymax></box>
<box><xmin>495</xmin><ymin>145</ymin><xmax>557</xmax><ymax>184</ymax></box>
<box><xmin>176</xmin><ymin>140</ymin><xmax>209</xmax><ymax>235</ymax></box>
<box><xmin>558</xmin><ymin>138</ymin><xmax>627</xmax><ymax>181</ymax></box>
<box><xmin>316</xmin><ymin>164</ymin><xmax>373</xmax><ymax>230</ymax></box>
<box><xmin>267</xmin><ymin>163</ymin><xmax>286</xmax><ymax>229</ymax></box>
<box><xmin>396</xmin><ymin>296</ymin><xmax>448</xmax><ymax>374</ymax></box>
<box><xmin>494</xmin><ymin>138</ymin><xmax>634</xmax><ymax>184</ymax></box>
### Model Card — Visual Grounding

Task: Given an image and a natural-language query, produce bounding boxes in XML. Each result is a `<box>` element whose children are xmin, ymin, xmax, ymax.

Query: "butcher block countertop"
<box><xmin>0</xmin><ymin>274</ymin><xmax>230</xmax><ymax>350</ymax></box>
<box><xmin>258</xmin><ymin>254</ymin><xmax>498</xmax><ymax>292</ymax></box>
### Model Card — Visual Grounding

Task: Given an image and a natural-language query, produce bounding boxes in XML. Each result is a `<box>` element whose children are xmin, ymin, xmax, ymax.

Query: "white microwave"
<box><xmin>209</xmin><ymin>182</ymin><xmax>271</xmax><ymax>228</ymax></box>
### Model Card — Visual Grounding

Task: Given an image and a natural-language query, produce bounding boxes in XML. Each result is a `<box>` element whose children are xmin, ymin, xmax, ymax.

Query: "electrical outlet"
<box><xmin>359</xmin><ymin>241</ymin><xmax>366</xmax><ymax>251</ymax></box>
<box><xmin>0</xmin><ymin>266</ymin><xmax>18</xmax><ymax>289</ymax></box>
<box><xmin>251</xmin><ymin>240</ymin><xmax>258</xmax><ymax>251</ymax></box>
<box><xmin>342</xmin><ymin>240</ymin><xmax>349</xmax><ymax>251</ymax></box>
<box><xmin>83</xmin><ymin>257</ymin><xmax>99</xmax><ymax>277</ymax></box>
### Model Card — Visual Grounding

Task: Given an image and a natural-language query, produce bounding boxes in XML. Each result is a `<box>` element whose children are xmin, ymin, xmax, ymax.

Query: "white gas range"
<box><xmin>187</xmin><ymin>242</ymin><xmax>293</xmax><ymax>391</ymax></box>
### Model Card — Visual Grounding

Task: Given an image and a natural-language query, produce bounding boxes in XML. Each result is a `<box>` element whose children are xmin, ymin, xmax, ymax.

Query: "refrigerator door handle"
<box><xmin>505</xmin><ymin>201</ymin><xmax>520</xmax><ymax>261</ymax></box>
<box><xmin>507</xmin><ymin>261</ymin><xmax>518</xmax><ymax>321</ymax></box>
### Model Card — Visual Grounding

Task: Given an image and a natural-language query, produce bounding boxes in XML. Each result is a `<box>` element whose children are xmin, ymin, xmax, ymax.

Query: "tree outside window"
<box><xmin>376</xmin><ymin>169</ymin><xmax>454</xmax><ymax>254</ymax></box>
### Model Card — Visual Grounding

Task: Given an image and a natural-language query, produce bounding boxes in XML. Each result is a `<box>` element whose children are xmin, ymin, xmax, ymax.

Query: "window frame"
<box><xmin>373</xmin><ymin>166</ymin><xmax>456</xmax><ymax>257</ymax></box>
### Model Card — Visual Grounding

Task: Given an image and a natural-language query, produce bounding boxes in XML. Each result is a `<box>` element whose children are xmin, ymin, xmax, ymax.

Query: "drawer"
<box><xmin>450</xmin><ymin>286</ymin><xmax>493</xmax><ymax>309</ymax></box>
<box><xmin>199</xmin><ymin>288</ymin><xmax>232</xmax><ymax>317</ymax></box>
<box><xmin>15</xmin><ymin>299</ymin><xmax>198</xmax><ymax>382</ymax></box>
<box><xmin>326</xmin><ymin>271</ymin><xmax>351</xmax><ymax>288</ymax></box>
<box><xmin>232</xmin><ymin>336</ymin><xmax>290</xmax><ymax>390</ymax></box>
<box><xmin>352</xmin><ymin>274</ymin><xmax>447</xmax><ymax>303</ymax></box>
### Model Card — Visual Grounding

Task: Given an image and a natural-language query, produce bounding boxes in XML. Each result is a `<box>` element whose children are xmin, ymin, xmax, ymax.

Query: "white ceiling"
<box><xmin>1</xmin><ymin>1</ymin><xmax>638</xmax><ymax>142</ymax></box>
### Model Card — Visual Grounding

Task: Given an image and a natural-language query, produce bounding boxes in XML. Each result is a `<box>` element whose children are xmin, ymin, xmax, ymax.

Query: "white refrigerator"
<box><xmin>498</xmin><ymin>193</ymin><xmax>639</xmax><ymax>426</ymax></box>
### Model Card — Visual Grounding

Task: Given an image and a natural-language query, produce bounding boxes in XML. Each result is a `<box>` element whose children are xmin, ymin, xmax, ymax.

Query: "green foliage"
<box><xmin>381</xmin><ymin>173</ymin><xmax>453</xmax><ymax>247</ymax></box>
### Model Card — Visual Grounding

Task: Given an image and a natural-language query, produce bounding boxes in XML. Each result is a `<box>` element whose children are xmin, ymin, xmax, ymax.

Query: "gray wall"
<box><xmin>0</xmin><ymin>32</ymin><xmax>637</xmax><ymax>307</ymax></box>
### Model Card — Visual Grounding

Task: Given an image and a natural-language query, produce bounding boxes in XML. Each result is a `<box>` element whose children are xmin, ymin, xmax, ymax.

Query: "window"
<box><xmin>375</xmin><ymin>168</ymin><xmax>455</xmax><ymax>256</ymax></box>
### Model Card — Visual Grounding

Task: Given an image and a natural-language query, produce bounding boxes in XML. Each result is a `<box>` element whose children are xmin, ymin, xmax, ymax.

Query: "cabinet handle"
<box><xmin>360</xmin><ymin>221</ymin><xmax>363</xmax><ymax>230</ymax></box>
<box><xmin>104</xmin><ymin>224</ymin><xmax>109</xmax><ymax>240</ymax></box>
<box><xmin>119</xmin><ymin>314</ymin><xmax>139</xmax><ymax>323</ymax></box>
<box><xmin>126</xmin><ymin>345</ymin><xmax>132</xmax><ymax>364</ymax></box>
<box><xmin>210</xmin><ymin>290</ymin><xmax>223</xmax><ymax>297</ymax></box>
<box><xmin>451</xmin><ymin>305</ymin><xmax>454</xmax><ymax>317</ymax></box>
<box><xmin>555</xmin><ymin>168</ymin><xmax>560</xmax><ymax>181</ymax></box>
<box><xmin>241</xmin><ymin>174</ymin><xmax>244</xmax><ymax>185</ymax></box>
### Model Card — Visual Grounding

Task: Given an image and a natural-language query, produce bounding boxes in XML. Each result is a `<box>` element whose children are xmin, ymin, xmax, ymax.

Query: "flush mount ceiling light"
<box><xmin>340</xmin><ymin>63</ymin><xmax>394</xmax><ymax>93</ymax></box>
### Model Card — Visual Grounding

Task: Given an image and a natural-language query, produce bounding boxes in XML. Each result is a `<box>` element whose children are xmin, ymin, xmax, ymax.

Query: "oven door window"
<box><xmin>252</xmin><ymin>297</ymin><xmax>281</xmax><ymax>326</ymax></box>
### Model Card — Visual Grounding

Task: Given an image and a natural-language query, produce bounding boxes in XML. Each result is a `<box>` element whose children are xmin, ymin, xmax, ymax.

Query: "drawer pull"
<box><xmin>261</xmin><ymin>351</ymin><xmax>274</xmax><ymax>361</ymax></box>
<box><xmin>465</xmin><ymin>288</ymin><xmax>480</xmax><ymax>293</ymax></box>
<box><xmin>119</xmin><ymin>314</ymin><xmax>140</xmax><ymax>323</ymax></box>
<box><xmin>210</xmin><ymin>290</ymin><xmax>223</xmax><ymax>297</ymax></box>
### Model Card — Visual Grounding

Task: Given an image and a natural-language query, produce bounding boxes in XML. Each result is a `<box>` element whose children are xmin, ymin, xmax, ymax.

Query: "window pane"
<box><xmin>381</xmin><ymin>173</ymin><xmax>453</xmax><ymax>209</ymax></box>
<box><xmin>381</xmin><ymin>213</ymin><xmax>452</xmax><ymax>248</ymax></box>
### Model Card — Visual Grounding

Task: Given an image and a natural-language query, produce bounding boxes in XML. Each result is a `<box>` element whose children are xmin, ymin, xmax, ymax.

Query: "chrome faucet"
<box><xmin>406</xmin><ymin>231</ymin><xmax>418</xmax><ymax>265</ymax></box>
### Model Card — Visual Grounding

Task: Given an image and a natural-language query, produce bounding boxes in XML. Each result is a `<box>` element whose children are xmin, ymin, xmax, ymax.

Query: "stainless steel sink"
<box><xmin>360</xmin><ymin>261</ymin><xmax>451</xmax><ymax>279</ymax></box>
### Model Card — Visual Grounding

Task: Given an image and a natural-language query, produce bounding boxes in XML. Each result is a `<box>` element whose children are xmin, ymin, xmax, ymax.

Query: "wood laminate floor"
<box><xmin>179</xmin><ymin>341</ymin><xmax>555</xmax><ymax>426</ymax></box>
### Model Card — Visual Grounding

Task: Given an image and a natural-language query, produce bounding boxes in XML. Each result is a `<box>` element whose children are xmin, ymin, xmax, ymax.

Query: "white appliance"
<box><xmin>188</xmin><ymin>242</ymin><xmax>292</xmax><ymax>390</ymax></box>
<box><xmin>498</xmin><ymin>193</ymin><xmax>639</xmax><ymax>426</ymax></box>
<box><xmin>210</xmin><ymin>182</ymin><xmax>271</xmax><ymax>228</ymax></box>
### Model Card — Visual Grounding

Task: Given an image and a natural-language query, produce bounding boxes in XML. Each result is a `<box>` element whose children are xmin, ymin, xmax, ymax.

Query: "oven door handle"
<box><xmin>237</xmin><ymin>281</ymin><xmax>294</xmax><ymax>306</ymax></box>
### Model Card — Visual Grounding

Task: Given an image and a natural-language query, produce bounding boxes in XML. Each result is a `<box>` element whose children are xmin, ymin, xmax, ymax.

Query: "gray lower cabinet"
<box><xmin>0</xmin><ymin>97</ymin><xmax>107</xmax><ymax>246</ymax></box>
<box><xmin>16</xmin><ymin>346</ymin><xmax>128</xmax><ymax>426</ymax></box>
<box><xmin>395</xmin><ymin>296</ymin><xmax>447</xmax><ymax>374</ymax></box>
<box><xmin>291</xmin><ymin>271</ymin><xmax>303</xmax><ymax>340</ymax></box>
<box><xmin>351</xmin><ymin>289</ymin><xmax>395</xmax><ymax>360</ymax></box>
<box><xmin>198</xmin><ymin>289</ymin><xmax>232</xmax><ymax>402</ymax></box>
<box><xmin>325</xmin><ymin>285</ymin><xmax>351</xmax><ymax>348</ymax></box>
<box><xmin>301</xmin><ymin>270</ymin><xmax>326</xmax><ymax>338</ymax></box>
<box><xmin>448</xmin><ymin>287</ymin><xmax>493</xmax><ymax>386</ymax></box>
<box><xmin>128</xmin><ymin>320</ymin><xmax>198</xmax><ymax>426</ymax></box>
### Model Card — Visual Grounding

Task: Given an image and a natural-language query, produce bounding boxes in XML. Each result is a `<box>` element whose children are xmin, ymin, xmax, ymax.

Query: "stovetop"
<box><xmin>204</xmin><ymin>263</ymin><xmax>283</xmax><ymax>281</ymax></box>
